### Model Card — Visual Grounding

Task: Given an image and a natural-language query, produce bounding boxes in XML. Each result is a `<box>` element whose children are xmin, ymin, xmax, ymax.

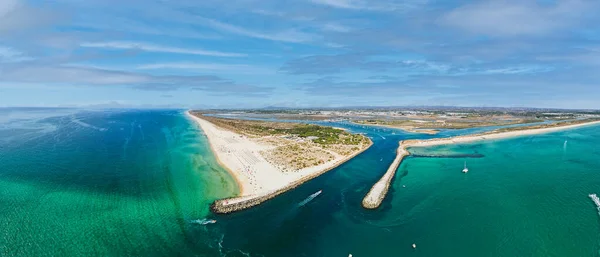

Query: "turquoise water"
<box><xmin>0</xmin><ymin>109</ymin><xmax>237</xmax><ymax>256</ymax></box>
<box><xmin>1</xmin><ymin>109</ymin><xmax>600</xmax><ymax>256</ymax></box>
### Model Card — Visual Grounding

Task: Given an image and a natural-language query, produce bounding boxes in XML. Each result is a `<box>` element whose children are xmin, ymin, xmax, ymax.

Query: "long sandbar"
<box><xmin>187</xmin><ymin>111</ymin><xmax>372</xmax><ymax>213</ymax></box>
<box><xmin>362</xmin><ymin>120</ymin><xmax>600</xmax><ymax>209</ymax></box>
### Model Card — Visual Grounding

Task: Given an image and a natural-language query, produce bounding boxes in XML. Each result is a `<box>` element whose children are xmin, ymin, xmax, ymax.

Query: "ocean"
<box><xmin>1</xmin><ymin>109</ymin><xmax>599</xmax><ymax>256</ymax></box>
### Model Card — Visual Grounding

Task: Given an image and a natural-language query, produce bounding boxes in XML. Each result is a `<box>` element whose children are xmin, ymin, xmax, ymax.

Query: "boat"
<box><xmin>462</xmin><ymin>161</ymin><xmax>469</xmax><ymax>173</ymax></box>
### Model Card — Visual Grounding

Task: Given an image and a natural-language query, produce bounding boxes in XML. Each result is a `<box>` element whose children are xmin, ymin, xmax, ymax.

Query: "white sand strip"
<box><xmin>186</xmin><ymin>111</ymin><xmax>372</xmax><ymax>212</ymax></box>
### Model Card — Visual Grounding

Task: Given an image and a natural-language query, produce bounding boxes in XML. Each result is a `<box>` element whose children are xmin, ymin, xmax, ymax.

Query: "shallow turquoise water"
<box><xmin>0</xmin><ymin>109</ymin><xmax>237</xmax><ymax>256</ymax></box>
<box><xmin>1</xmin><ymin>109</ymin><xmax>600</xmax><ymax>256</ymax></box>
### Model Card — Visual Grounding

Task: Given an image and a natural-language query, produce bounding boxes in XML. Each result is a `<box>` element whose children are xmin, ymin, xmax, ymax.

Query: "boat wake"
<box><xmin>190</xmin><ymin>218</ymin><xmax>217</xmax><ymax>225</ymax></box>
<box><xmin>298</xmin><ymin>190</ymin><xmax>322</xmax><ymax>207</ymax></box>
<box><xmin>590</xmin><ymin>194</ymin><xmax>600</xmax><ymax>215</ymax></box>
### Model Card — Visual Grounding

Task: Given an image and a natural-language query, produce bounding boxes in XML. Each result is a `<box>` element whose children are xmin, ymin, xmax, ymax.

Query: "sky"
<box><xmin>1</xmin><ymin>0</ymin><xmax>600</xmax><ymax>109</ymax></box>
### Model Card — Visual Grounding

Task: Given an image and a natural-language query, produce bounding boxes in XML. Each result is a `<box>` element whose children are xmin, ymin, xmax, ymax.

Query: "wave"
<box><xmin>71</xmin><ymin>118</ymin><xmax>107</xmax><ymax>131</ymax></box>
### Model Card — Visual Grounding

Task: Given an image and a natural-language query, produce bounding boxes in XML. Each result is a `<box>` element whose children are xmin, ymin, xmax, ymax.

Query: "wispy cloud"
<box><xmin>203</xmin><ymin>18</ymin><xmax>317</xmax><ymax>43</ymax></box>
<box><xmin>309</xmin><ymin>0</ymin><xmax>425</xmax><ymax>11</ymax></box>
<box><xmin>0</xmin><ymin>0</ymin><xmax>20</xmax><ymax>17</ymax></box>
<box><xmin>281</xmin><ymin>53</ymin><xmax>393</xmax><ymax>74</ymax></box>
<box><xmin>0</xmin><ymin>64</ymin><xmax>272</xmax><ymax>95</ymax></box>
<box><xmin>0</xmin><ymin>0</ymin><xmax>60</xmax><ymax>34</ymax></box>
<box><xmin>80</xmin><ymin>41</ymin><xmax>246</xmax><ymax>57</ymax></box>
<box><xmin>322</xmin><ymin>23</ymin><xmax>352</xmax><ymax>33</ymax></box>
<box><xmin>439</xmin><ymin>0</ymin><xmax>595</xmax><ymax>37</ymax></box>
<box><xmin>482</xmin><ymin>65</ymin><xmax>554</xmax><ymax>75</ymax></box>
<box><xmin>0</xmin><ymin>45</ymin><xmax>31</xmax><ymax>62</ymax></box>
<box><xmin>0</xmin><ymin>45</ymin><xmax>21</xmax><ymax>58</ymax></box>
<box><xmin>137</xmin><ymin>62</ymin><xmax>274</xmax><ymax>74</ymax></box>
<box><xmin>310</xmin><ymin>0</ymin><xmax>365</xmax><ymax>9</ymax></box>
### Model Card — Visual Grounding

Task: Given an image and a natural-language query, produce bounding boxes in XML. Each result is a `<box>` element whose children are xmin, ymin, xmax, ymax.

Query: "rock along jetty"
<box><xmin>362</xmin><ymin>119</ymin><xmax>600</xmax><ymax>210</ymax></box>
<box><xmin>362</xmin><ymin>141</ymin><xmax>409</xmax><ymax>209</ymax></box>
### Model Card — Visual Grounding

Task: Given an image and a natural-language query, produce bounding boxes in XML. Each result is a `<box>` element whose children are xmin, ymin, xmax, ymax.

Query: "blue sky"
<box><xmin>1</xmin><ymin>0</ymin><xmax>599</xmax><ymax>109</ymax></box>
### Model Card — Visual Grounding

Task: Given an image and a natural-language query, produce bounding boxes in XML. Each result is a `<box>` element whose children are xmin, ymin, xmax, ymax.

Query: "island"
<box><xmin>362</xmin><ymin>118</ymin><xmax>600</xmax><ymax>209</ymax></box>
<box><xmin>354</xmin><ymin>116</ymin><xmax>542</xmax><ymax>135</ymax></box>
<box><xmin>187</xmin><ymin>111</ymin><xmax>372</xmax><ymax>213</ymax></box>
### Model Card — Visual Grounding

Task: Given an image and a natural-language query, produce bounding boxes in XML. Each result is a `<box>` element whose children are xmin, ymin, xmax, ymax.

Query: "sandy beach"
<box><xmin>404</xmin><ymin>120</ymin><xmax>600</xmax><ymax>148</ymax></box>
<box><xmin>187</xmin><ymin>111</ymin><xmax>371</xmax><ymax>212</ymax></box>
<box><xmin>362</xmin><ymin>119</ymin><xmax>600</xmax><ymax>209</ymax></box>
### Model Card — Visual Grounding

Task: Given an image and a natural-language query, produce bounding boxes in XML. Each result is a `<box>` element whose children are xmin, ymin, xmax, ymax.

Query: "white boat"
<box><xmin>462</xmin><ymin>161</ymin><xmax>469</xmax><ymax>173</ymax></box>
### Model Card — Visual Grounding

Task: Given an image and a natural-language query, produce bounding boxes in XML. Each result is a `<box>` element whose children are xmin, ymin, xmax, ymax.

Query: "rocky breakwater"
<box><xmin>362</xmin><ymin>141</ymin><xmax>410</xmax><ymax>209</ymax></box>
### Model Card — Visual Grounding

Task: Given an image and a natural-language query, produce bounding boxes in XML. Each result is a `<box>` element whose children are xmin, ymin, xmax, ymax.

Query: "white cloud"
<box><xmin>322</xmin><ymin>23</ymin><xmax>352</xmax><ymax>32</ymax></box>
<box><xmin>203</xmin><ymin>18</ymin><xmax>316</xmax><ymax>43</ymax></box>
<box><xmin>1</xmin><ymin>65</ymin><xmax>149</xmax><ymax>85</ymax></box>
<box><xmin>0</xmin><ymin>45</ymin><xmax>31</xmax><ymax>62</ymax></box>
<box><xmin>309</xmin><ymin>0</ymin><xmax>423</xmax><ymax>11</ymax></box>
<box><xmin>0</xmin><ymin>0</ymin><xmax>58</xmax><ymax>33</ymax></box>
<box><xmin>483</xmin><ymin>65</ymin><xmax>554</xmax><ymax>75</ymax></box>
<box><xmin>439</xmin><ymin>0</ymin><xmax>594</xmax><ymax>37</ymax></box>
<box><xmin>0</xmin><ymin>0</ymin><xmax>19</xmax><ymax>18</ymax></box>
<box><xmin>0</xmin><ymin>64</ymin><xmax>273</xmax><ymax>94</ymax></box>
<box><xmin>80</xmin><ymin>41</ymin><xmax>246</xmax><ymax>57</ymax></box>
<box><xmin>0</xmin><ymin>45</ymin><xmax>21</xmax><ymax>58</ymax></box>
<box><xmin>310</xmin><ymin>0</ymin><xmax>364</xmax><ymax>9</ymax></box>
<box><xmin>136</xmin><ymin>62</ymin><xmax>274</xmax><ymax>74</ymax></box>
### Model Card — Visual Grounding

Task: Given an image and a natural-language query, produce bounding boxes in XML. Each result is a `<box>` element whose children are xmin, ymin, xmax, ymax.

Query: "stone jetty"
<box><xmin>362</xmin><ymin>141</ymin><xmax>409</xmax><ymax>209</ymax></box>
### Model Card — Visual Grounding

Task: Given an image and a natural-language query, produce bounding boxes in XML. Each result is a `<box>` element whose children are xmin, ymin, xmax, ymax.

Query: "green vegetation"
<box><xmin>494</xmin><ymin>118</ymin><xmax>600</xmax><ymax>133</ymax></box>
<box><xmin>355</xmin><ymin>118</ymin><xmax>543</xmax><ymax>130</ymax></box>
<box><xmin>192</xmin><ymin>112</ymin><xmax>368</xmax><ymax>145</ymax></box>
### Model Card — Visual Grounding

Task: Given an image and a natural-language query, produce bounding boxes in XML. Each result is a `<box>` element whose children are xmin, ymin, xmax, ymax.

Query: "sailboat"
<box><xmin>462</xmin><ymin>161</ymin><xmax>469</xmax><ymax>173</ymax></box>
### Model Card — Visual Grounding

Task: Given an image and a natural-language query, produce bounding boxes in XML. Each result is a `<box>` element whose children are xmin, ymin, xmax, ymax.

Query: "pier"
<box><xmin>362</xmin><ymin>141</ymin><xmax>409</xmax><ymax>209</ymax></box>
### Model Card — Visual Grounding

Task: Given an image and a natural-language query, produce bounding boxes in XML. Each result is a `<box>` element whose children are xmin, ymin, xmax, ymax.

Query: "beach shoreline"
<box><xmin>186</xmin><ymin>111</ymin><xmax>246</xmax><ymax>195</ymax></box>
<box><xmin>404</xmin><ymin>120</ymin><xmax>600</xmax><ymax>148</ymax></box>
<box><xmin>361</xmin><ymin>119</ymin><xmax>600</xmax><ymax>209</ymax></box>
<box><xmin>186</xmin><ymin>111</ymin><xmax>372</xmax><ymax>213</ymax></box>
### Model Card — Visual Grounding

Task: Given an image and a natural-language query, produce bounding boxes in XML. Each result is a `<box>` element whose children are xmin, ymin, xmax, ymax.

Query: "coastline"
<box><xmin>186</xmin><ymin>111</ymin><xmax>372</xmax><ymax>213</ymax></box>
<box><xmin>404</xmin><ymin>120</ymin><xmax>600</xmax><ymax>148</ymax></box>
<box><xmin>186</xmin><ymin>111</ymin><xmax>246</xmax><ymax>195</ymax></box>
<box><xmin>361</xmin><ymin>119</ymin><xmax>600</xmax><ymax>209</ymax></box>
